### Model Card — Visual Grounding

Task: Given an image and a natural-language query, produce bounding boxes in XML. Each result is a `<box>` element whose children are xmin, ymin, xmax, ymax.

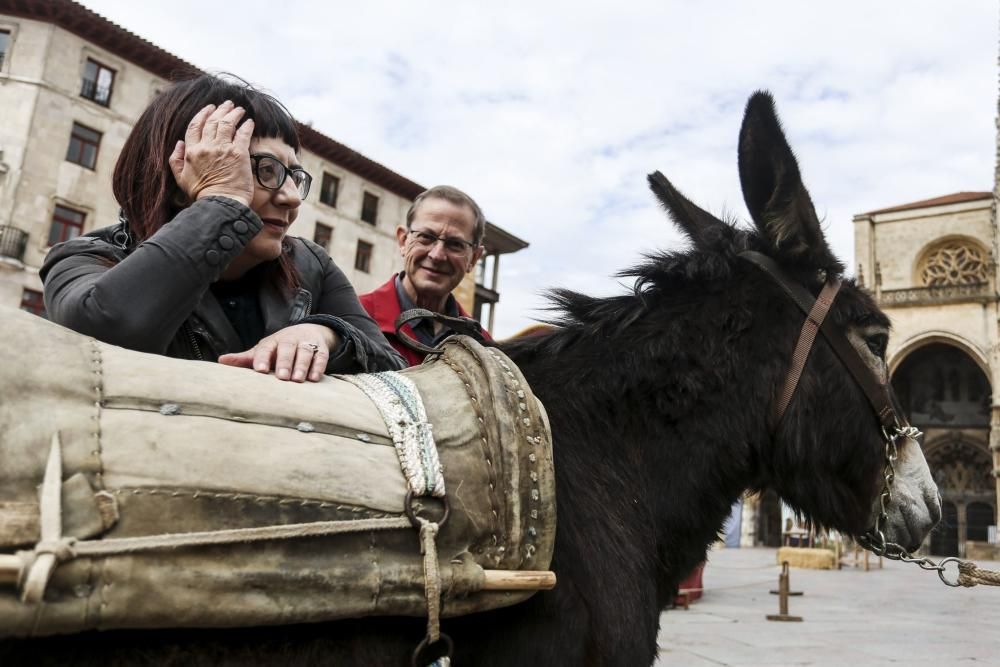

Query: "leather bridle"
<box><xmin>740</xmin><ymin>251</ymin><xmax>901</xmax><ymax>432</ymax></box>
<box><xmin>739</xmin><ymin>250</ymin><xmax>917</xmax><ymax>556</ymax></box>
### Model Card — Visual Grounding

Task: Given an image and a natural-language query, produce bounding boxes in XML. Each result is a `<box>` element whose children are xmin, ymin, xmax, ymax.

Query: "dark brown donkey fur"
<box><xmin>3</xmin><ymin>92</ymin><xmax>900</xmax><ymax>666</ymax></box>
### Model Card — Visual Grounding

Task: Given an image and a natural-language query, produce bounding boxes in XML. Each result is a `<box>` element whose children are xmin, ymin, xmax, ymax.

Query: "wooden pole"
<box><xmin>482</xmin><ymin>570</ymin><xmax>556</xmax><ymax>591</ymax></box>
<box><xmin>0</xmin><ymin>555</ymin><xmax>22</xmax><ymax>585</ymax></box>
<box><xmin>0</xmin><ymin>561</ymin><xmax>556</xmax><ymax>593</ymax></box>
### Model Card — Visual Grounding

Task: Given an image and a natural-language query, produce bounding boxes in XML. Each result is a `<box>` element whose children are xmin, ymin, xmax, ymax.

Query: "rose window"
<box><xmin>920</xmin><ymin>242</ymin><xmax>990</xmax><ymax>286</ymax></box>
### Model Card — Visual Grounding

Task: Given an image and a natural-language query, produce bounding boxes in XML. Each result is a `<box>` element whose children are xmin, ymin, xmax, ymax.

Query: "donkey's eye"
<box><xmin>865</xmin><ymin>334</ymin><xmax>888</xmax><ymax>359</ymax></box>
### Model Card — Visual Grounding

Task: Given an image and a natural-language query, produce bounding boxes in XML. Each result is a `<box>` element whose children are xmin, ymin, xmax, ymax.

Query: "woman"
<box><xmin>42</xmin><ymin>75</ymin><xmax>404</xmax><ymax>379</ymax></box>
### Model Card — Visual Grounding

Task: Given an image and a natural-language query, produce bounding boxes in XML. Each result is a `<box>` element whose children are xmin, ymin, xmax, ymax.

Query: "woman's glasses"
<box><xmin>250</xmin><ymin>154</ymin><xmax>312</xmax><ymax>199</ymax></box>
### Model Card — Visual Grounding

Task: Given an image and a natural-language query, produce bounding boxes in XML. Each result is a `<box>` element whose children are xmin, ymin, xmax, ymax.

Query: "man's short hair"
<box><xmin>406</xmin><ymin>185</ymin><xmax>486</xmax><ymax>246</ymax></box>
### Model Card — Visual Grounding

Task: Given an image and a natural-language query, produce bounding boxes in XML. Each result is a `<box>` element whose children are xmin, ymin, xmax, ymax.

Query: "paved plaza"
<box><xmin>656</xmin><ymin>546</ymin><xmax>1000</xmax><ymax>666</ymax></box>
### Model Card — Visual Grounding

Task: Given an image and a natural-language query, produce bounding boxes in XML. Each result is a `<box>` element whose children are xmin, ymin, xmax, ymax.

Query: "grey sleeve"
<box><xmin>297</xmin><ymin>242</ymin><xmax>406</xmax><ymax>373</ymax></box>
<box><xmin>41</xmin><ymin>197</ymin><xmax>262</xmax><ymax>354</ymax></box>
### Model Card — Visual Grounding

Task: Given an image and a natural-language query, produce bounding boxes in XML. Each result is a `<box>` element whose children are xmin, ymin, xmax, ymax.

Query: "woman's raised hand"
<box><xmin>218</xmin><ymin>323</ymin><xmax>340</xmax><ymax>383</ymax></box>
<box><xmin>168</xmin><ymin>100</ymin><xmax>255</xmax><ymax>206</ymax></box>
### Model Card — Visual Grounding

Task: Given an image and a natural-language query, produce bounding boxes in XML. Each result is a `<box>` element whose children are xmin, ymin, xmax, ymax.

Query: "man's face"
<box><xmin>397</xmin><ymin>197</ymin><xmax>483</xmax><ymax>307</ymax></box>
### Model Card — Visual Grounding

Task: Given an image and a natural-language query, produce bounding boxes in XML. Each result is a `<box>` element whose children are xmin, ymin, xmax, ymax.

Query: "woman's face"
<box><xmin>223</xmin><ymin>136</ymin><xmax>303</xmax><ymax>279</ymax></box>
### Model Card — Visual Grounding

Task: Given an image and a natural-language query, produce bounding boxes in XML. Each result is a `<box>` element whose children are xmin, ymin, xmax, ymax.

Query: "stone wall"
<box><xmin>0</xmin><ymin>14</ymin><xmax>411</xmax><ymax>309</ymax></box>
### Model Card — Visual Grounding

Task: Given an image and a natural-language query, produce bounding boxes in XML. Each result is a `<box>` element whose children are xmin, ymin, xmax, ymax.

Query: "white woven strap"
<box><xmin>343</xmin><ymin>372</ymin><xmax>446</xmax><ymax>497</ymax></box>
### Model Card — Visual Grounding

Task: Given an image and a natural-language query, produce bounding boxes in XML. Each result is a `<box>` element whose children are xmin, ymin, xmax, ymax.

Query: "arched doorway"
<box><xmin>931</xmin><ymin>501</ymin><xmax>958</xmax><ymax>557</ymax></box>
<box><xmin>892</xmin><ymin>343</ymin><xmax>989</xmax><ymax>428</ymax></box>
<box><xmin>968</xmin><ymin>502</ymin><xmax>994</xmax><ymax>542</ymax></box>
<box><xmin>891</xmin><ymin>342</ymin><xmax>993</xmax><ymax>557</ymax></box>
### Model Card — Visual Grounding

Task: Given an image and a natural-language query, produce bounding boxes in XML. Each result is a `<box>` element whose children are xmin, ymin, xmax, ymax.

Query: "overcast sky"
<box><xmin>78</xmin><ymin>1</ymin><xmax>998</xmax><ymax>336</ymax></box>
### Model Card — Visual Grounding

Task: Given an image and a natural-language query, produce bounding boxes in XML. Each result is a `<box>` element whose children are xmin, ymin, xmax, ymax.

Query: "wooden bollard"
<box><xmin>766</xmin><ymin>561</ymin><xmax>803</xmax><ymax>622</ymax></box>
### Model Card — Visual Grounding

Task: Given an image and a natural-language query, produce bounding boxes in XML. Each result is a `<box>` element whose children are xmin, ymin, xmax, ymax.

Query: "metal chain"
<box><xmin>859</xmin><ymin>424</ymin><xmax>975</xmax><ymax>587</ymax></box>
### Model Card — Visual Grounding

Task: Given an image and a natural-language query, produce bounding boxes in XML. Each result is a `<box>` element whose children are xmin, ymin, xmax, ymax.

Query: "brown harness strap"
<box><xmin>394</xmin><ymin>308</ymin><xmax>488</xmax><ymax>357</ymax></box>
<box><xmin>740</xmin><ymin>251</ymin><xmax>900</xmax><ymax>432</ymax></box>
<box><xmin>771</xmin><ymin>279</ymin><xmax>841</xmax><ymax>429</ymax></box>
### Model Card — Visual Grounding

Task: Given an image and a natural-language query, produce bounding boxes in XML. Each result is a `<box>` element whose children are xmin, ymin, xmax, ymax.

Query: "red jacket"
<box><xmin>359</xmin><ymin>276</ymin><xmax>491</xmax><ymax>367</ymax></box>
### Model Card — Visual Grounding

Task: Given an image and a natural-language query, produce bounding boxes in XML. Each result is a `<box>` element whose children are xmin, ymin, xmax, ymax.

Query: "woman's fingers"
<box><xmin>201</xmin><ymin>100</ymin><xmax>232</xmax><ymax>142</ymax></box>
<box><xmin>273</xmin><ymin>340</ymin><xmax>299</xmax><ymax>381</ymax></box>
<box><xmin>270</xmin><ymin>341</ymin><xmax>327</xmax><ymax>382</ymax></box>
<box><xmin>233</xmin><ymin>118</ymin><xmax>255</xmax><ymax>151</ymax></box>
<box><xmin>185</xmin><ymin>103</ymin><xmax>215</xmax><ymax>145</ymax></box>
<box><xmin>307</xmin><ymin>347</ymin><xmax>329</xmax><ymax>382</ymax></box>
<box><xmin>167</xmin><ymin>140</ymin><xmax>185</xmax><ymax>181</ymax></box>
<box><xmin>177</xmin><ymin>100</ymin><xmax>254</xmax><ymax>205</ymax></box>
<box><xmin>219</xmin><ymin>325</ymin><xmax>333</xmax><ymax>383</ymax></box>
<box><xmin>214</xmin><ymin>104</ymin><xmax>246</xmax><ymax>144</ymax></box>
<box><xmin>217</xmin><ymin>348</ymin><xmax>254</xmax><ymax>368</ymax></box>
<box><xmin>289</xmin><ymin>344</ymin><xmax>317</xmax><ymax>382</ymax></box>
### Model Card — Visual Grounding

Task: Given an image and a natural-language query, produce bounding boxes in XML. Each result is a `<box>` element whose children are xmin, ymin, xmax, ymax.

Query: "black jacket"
<box><xmin>41</xmin><ymin>196</ymin><xmax>405</xmax><ymax>373</ymax></box>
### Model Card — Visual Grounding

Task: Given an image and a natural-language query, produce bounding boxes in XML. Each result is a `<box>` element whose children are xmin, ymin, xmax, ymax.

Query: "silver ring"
<box><xmin>300</xmin><ymin>342</ymin><xmax>320</xmax><ymax>353</ymax></box>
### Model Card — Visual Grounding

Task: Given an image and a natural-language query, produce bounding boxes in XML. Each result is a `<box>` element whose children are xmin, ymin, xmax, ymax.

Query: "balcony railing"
<box><xmin>878</xmin><ymin>282</ymin><xmax>995</xmax><ymax>306</ymax></box>
<box><xmin>0</xmin><ymin>225</ymin><xmax>27</xmax><ymax>263</ymax></box>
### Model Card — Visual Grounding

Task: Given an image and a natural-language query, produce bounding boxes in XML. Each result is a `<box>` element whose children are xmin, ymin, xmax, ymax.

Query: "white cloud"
<box><xmin>80</xmin><ymin>0</ymin><xmax>998</xmax><ymax>336</ymax></box>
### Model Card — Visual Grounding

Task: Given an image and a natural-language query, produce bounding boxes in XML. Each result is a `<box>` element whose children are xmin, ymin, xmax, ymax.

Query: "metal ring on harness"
<box><xmin>412</xmin><ymin>631</ymin><xmax>453</xmax><ymax>667</ymax></box>
<box><xmin>937</xmin><ymin>557</ymin><xmax>963</xmax><ymax>587</ymax></box>
<box><xmin>405</xmin><ymin>490</ymin><xmax>450</xmax><ymax>529</ymax></box>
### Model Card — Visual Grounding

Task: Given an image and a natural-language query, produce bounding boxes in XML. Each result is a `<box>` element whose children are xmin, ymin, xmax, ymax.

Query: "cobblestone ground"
<box><xmin>656</xmin><ymin>546</ymin><xmax>1000</xmax><ymax>666</ymax></box>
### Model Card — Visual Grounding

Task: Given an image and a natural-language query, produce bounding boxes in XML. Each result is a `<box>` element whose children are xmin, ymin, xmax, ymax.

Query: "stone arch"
<box><xmin>920</xmin><ymin>432</ymin><xmax>994</xmax><ymax>557</ymax></box>
<box><xmin>913</xmin><ymin>235</ymin><xmax>991</xmax><ymax>287</ymax></box>
<box><xmin>923</xmin><ymin>433</ymin><xmax>994</xmax><ymax>494</ymax></box>
<box><xmin>888</xmin><ymin>331</ymin><xmax>989</xmax><ymax>378</ymax></box>
<box><xmin>892</xmin><ymin>342</ymin><xmax>991</xmax><ymax>429</ymax></box>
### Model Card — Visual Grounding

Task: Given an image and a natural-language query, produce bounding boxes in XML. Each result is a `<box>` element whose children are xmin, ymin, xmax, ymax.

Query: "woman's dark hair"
<box><xmin>113</xmin><ymin>73</ymin><xmax>301</xmax><ymax>290</ymax></box>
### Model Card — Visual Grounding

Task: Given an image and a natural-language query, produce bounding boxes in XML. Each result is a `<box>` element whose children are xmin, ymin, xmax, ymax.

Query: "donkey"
<box><xmin>1</xmin><ymin>92</ymin><xmax>940</xmax><ymax>666</ymax></box>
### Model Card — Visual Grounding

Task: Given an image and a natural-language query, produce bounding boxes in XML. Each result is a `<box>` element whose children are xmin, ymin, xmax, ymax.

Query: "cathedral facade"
<box><xmin>854</xmin><ymin>191</ymin><xmax>999</xmax><ymax>558</ymax></box>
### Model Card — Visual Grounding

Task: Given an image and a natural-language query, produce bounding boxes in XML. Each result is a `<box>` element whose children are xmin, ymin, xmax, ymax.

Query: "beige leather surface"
<box><xmin>0</xmin><ymin>307</ymin><xmax>555</xmax><ymax>636</ymax></box>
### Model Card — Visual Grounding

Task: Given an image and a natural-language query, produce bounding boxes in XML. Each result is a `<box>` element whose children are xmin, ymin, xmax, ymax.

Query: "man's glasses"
<box><xmin>408</xmin><ymin>229</ymin><xmax>477</xmax><ymax>255</ymax></box>
<box><xmin>250</xmin><ymin>154</ymin><xmax>313</xmax><ymax>199</ymax></box>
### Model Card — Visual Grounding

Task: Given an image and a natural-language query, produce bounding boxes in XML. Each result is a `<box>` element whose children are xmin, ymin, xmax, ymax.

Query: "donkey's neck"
<box><xmin>504</xmin><ymin>285</ymin><xmax>781</xmax><ymax>601</ymax></box>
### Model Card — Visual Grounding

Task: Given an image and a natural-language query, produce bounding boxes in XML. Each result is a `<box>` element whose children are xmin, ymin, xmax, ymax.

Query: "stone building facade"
<box><xmin>853</xmin><ymin>191</ymin><xmax>998</xmax><ymax>558</ymax></box>
<box><xmin>0</xmin><ymin>0</ymin><xmax>525</xmax><ymax>326</ymax></box>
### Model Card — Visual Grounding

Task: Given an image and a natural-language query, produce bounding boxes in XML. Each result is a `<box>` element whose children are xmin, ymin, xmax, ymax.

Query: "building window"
<box><xmin>19</xmin><ymin>288</ymin><xmax>46</xmax><ymax>319</ymax></box>
<box><xmin>313</xmin><ymin>222</ymin><xmax>333</xmax><ymax>251</ymax></box>
<box><xmin>354</xmin><ymin>240</ymin><xmax>373</xmax><ymax>273</ymax></box>
<box><xmin>48</xmin><ymin>205</ymin><xmax>86</xmax><ymax>246</ymax></box>
<box><xmin>319</xmin><ymin>173</ymin><xmax>339</xmax><ymax>207</ymax></box>
<box><xmin>0</xmin><ymin>30</ymin><xmax>10</xmax><ymax>71</ymax></box>
<box><xmin>80</xmin><ymin>58</ymin><xmax>115</xmax><ymax>106</ymax></box>
<box><xmin>361</xmin><ymin>192</ymin><xmax>379</xmax><ymax>225</ymax></box>
<box><xmin>66</xmin><ymin>122</ymin><xmax>102</xmax><ymax>169</ymax></box>
<box><xmin>920</xmin><ymin>240</ymin><xmax>990</xmax><ymax>287</ymax></box>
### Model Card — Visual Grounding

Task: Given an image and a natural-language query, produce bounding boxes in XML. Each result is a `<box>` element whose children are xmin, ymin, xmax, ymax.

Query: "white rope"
<box><xmin>343</xmin><ymin>372</ymin><xmax>445</xmax><ymax>497</ymax></box>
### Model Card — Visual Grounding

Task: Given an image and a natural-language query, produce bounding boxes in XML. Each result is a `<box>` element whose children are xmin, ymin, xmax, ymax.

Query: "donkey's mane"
<box><xmin>540</xmin><ymin>222</ymin><xmax>748</xmax><ymax>335</ymax></box>
<box><xmin>532</xmin><ymin>218</ymin><xmax>884</xmax><ymax>346</ymax></box>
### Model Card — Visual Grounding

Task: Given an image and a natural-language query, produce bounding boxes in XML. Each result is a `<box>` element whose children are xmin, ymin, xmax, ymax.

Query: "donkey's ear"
<box><xmin>648</xmin><ymin>170</ymin><xmax>726</xmax><ymax>247</ymax></box>
<box><xmin>738</xmin><ymin>91</ymin><xmax>842</xmax><ymax>273</ymax></box>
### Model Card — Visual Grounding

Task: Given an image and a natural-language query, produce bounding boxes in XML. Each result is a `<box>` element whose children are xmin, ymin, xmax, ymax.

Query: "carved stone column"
<box><xmin>992</xmin><ymin>410</ymin><xmax>1000</xmax><ymax>528</ymax></box>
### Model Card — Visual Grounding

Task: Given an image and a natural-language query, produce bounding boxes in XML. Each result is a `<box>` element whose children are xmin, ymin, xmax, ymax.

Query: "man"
<box><xmin>360</xmin><ymin>185</ymin><xmax>490</xmax><ymax>366</ymax></box>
